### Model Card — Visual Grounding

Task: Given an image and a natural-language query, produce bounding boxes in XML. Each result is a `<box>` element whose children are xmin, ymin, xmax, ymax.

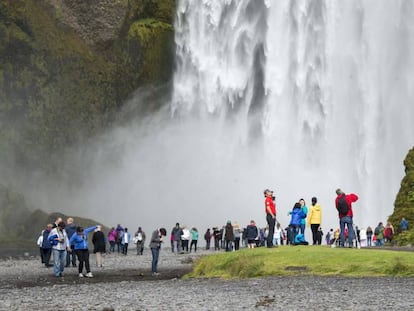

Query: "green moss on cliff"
<box><xmin>0</xmin><ymin>0</ymin><xmax>175</xmax><ymax>170</ymax></box>
<box><xmin>0</xmin><ymin>0</ymin><xmax>119</xmax><ymax>167</ymax></box>
<box><xmin>388</xmin><ymin>147</ymin><xmax>414</xmax><ymax>245</ymax></box>
<box><xmin>127</xmin><ymin>18</ymin><xmax>173</xmax><ymax>83</ymax></box>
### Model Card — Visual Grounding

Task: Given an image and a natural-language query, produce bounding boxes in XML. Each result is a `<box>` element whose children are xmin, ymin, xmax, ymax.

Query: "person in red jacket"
<box><xmin>335</xmin><ymin>188</ymin><xmax>359</xmax><ymax>247</ymax></box>
<box><xmin>264</xmin><ymin>189</ymin><xmax>276</xmax><ymax>248</ymax></box>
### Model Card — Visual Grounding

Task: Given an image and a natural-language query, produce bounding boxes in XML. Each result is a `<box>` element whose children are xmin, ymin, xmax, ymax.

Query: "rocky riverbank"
<box><xmin>1</xmin><ymin>249</ymin><xmax>414</xmax><ymax>310</ymax></box>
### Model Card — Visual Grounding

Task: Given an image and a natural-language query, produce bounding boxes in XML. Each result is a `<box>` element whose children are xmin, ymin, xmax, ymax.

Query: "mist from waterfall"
<box><xmin>13</xmin><ymin>0</ymin><xmax>414</xmax><ymax>236</ymax></box>
<box><xmin>170</xmin><ymin>0</ymin><xmax>414</xmax><ymax>231</ymax></box>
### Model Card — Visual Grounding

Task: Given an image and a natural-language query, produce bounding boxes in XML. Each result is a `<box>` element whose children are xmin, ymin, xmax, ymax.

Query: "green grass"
<box><xmin>186</xmin><ymin>246</ymin><xmax>414</xmax><ymax>279</ymax></box>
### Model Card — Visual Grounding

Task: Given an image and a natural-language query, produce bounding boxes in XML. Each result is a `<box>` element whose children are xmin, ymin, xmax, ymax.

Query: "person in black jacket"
<box><xmin>245</xmin><ymin>220</ymin><xmax>259</xmax><ymax>248</ymax></box>
<box><xmin>92</xmin><ymin>225</ymin><xmax>106</xmax><ymax>267</ymax></box>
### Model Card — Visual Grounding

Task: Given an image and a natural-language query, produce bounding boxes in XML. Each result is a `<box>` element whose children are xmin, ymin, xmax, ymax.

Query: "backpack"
<box><xmin>374</xmin><ymin>227</ymin><xmax>380</xmax><ymax>236</ymax></box>
<box><xmin>337</xmin><ymin>194</ymin><xmax>349</xmax><ymax>215</ymax></box>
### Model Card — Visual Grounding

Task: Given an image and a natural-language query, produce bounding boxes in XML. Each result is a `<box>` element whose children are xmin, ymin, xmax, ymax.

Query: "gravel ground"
<box><xmin>1</xmin><ymin>248</ymin><xmax>414</xmax><ymax>311</ymax></box>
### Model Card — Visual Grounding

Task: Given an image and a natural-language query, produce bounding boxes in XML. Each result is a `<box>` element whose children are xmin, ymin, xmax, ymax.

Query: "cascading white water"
<box><xmin>19</xmin><ymin>1</ymin><xmax>414</xmax><ymax>235</ymax></box>
<box><xmin>171</xmin><ymin>0</ymin><xmax>414</xmax><ymax>229</ymax></box>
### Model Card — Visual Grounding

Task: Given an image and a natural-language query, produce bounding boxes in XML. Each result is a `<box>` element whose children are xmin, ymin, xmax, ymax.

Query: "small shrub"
<box><xmin>385</xmin><ymin>258</ymin><xmax>409</xmax><ymax>275</ymax></box>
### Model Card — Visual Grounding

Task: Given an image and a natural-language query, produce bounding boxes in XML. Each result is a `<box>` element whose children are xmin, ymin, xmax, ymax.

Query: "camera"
<box><xmin>272</xmin><ymin>196</ymin><xmax>276</xmax><ymax>201</ymax></box>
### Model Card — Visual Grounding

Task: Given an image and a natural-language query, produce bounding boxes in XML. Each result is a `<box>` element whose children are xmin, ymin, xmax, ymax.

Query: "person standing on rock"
<box><xmin>149</xmin><ymin>227</ymin><xmax>167</xmax><ymax>276</ymax></box>
<box><xmin>264</xmin><ymin>189</ymin><xmax>276</xmax><ymax>248</ymax></box>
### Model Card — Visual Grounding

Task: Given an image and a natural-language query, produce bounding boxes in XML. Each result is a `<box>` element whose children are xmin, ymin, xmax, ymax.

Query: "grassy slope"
<box><xmin>188</xmin><ymin>247</ymin><xmax>414</xmax><ymax>279</ymax></box>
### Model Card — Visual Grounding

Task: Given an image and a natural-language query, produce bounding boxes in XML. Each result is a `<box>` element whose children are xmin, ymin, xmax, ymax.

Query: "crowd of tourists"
<box><xmin>35</xmin><ymin>188</ymin><xmax>410</xmax><ymax>277</ymax></box>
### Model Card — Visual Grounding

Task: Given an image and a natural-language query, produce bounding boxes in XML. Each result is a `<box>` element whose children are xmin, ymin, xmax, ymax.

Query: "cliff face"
<box><xmin>388</xmin><ymin>147</ymin><xmax>414</xmax><ymax>245</ymax></box>
<box><xmin>0</xmin><ymin>0</ymin><xmax>176</xmax><ymax>245</ymax></box>
<box><xmin>0</xmin><ymin>0</ymin><xmax>175</xmax><ymax>169</ymax></box>
<box><xmin>0</xmin><ymin>183</ymin><xmax>109</xmax><ymax>248</ymax></box>
<box><xmin>43</xmin><ymin>0</ymin><xmax>129</xmax><ymax>46</ymax></box>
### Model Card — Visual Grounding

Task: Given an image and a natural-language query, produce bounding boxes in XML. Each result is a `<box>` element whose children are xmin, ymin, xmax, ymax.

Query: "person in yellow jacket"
<box><xmin>307</xmin><ymin>197</ymin><xmax>322</xmax><ymax>245</ymax></box>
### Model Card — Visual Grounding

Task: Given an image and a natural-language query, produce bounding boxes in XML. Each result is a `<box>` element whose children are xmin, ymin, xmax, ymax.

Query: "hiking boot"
<box><xmin>78</xmin><ymin>273</ymin><xmax>84</xmax><ymax>278</ymax></box>
<box><xmin>85</xmin><ymin>272</ymin><xmax>93</xmax><ymax>278</ymax></box>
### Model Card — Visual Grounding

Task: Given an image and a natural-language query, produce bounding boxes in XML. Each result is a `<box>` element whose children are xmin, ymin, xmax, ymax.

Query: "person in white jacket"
<box><xmin>48</xmin><ymin>221</ymin><xmax>70</xmax><ymax>277</ymax></box>
<box><xmin>181</xmin><ymin>226</ymin><xmax>191</xmax><ymax>253</ymax></box>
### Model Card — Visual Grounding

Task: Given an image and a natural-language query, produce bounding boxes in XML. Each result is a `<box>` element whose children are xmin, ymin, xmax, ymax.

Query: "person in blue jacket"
<box><xmin>69</xmin><ymin>225</ymin><xmax>97</xmax><ymax>278</ymax></box>
<box><xmin>288</xmin><ymin>203</ymin><xmax>306</xmax><ymax>245</ymax></box>
<box><xmin>41</xmin><ymin>224</ymin><xmax>53</xmax><ymax>267</ymax></box>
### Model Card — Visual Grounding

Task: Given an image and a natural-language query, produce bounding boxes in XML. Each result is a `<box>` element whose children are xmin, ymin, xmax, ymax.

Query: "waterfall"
<box><xmin>171</xmin><ymin>0</ymin><xmax>414</xmax><ymax>229</ymax></box>
<box><xmin>20</xmin><ymin>1</ymin><xmax>414</xmax><ymax>235</ymax></box>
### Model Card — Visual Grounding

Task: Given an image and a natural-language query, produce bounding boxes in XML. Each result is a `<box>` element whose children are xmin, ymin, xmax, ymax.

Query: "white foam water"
<box><xmin>170</xmin><ymin>0</ymin><xmax>414</xmax><ymax>230</ymax></box>
<box><xmin>19</xmin><ymin>1</ymin><xmax>414</xmax><ymax>235</ymax></box>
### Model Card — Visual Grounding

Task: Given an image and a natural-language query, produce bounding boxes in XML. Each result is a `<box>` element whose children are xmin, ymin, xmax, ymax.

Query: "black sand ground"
<box><xmin>1</xmin><ymin>248</ymin><xmax>414</xmax><ymax>310</ymax></box>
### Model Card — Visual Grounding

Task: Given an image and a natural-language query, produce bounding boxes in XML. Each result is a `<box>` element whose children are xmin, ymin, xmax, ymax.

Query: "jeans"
<box><xmin>109</xmin><ymin>241</ymin><xmax>115</xmax><ymax>253</ymax></box>
<box><xmin>289</xmin><ymin>225</ymin><xmax>299</xmax><ymax>245</ymax></box>
<box><xmin>367</xmin><ymin>235</ymin><xmax>372</xmax><ymax>247</ymax></box>
<box><xmin>266</xmin><ymin>214</ymin><xmax>276</xmax><ymax>247</ymax></box>
<box><xmin>214</xmin><ymin>238</ymin><xmax>220</xmax><ymax>250</ymax></box>
<box><xmin>339</xmin><ymin>216</ymin><xmax>354</xmax><ymax>247</ymax></box>
<box><xmin>173</xmin><ymin>240</ymin><xmax>181</xmax><ymax>253</ymax></box>
<box><xmin>225</xmin><ymin>240</ymin><xmax>233</xmax><ymax>252</ymax></box>
<box><xmin>300</xmin><ymin>223</ymin><xmax>306</xmax><ymax>235</ymax></box>
<box><xmin>136</xmin><ymin>241</ymin><xmax>144</xmax><ymax>255</ymax></box>
<box><xmin>181</xmin><ymin>240</ymin><xmax>189</xmax><ymax>252</ymax></box>
<box><xmin>190</xmin><ymin>240</ymin><xmax>198</xmax><ymax>252</ymax></box>
<box><xmin>122</xmin><ymin>243</ymin><xmax>129</xmax><ymax>255</ymax></box>
<box><xmin>52</xmin><ymin>249</ymin><xmax>66</xmax><ymax>276</ymax></box>
<box><xmin>151</xmin><ymin>247</ymin><xmax>160</xmax><ymax>273</ymax></box>
<box><xmin>116</xmin><ymin>241</ymin><xmax>122</xmax><ymax>253</ymax></box>
<box><xmin>66</xmin><ymin>245</ymin><xmax>76</xmax><ymax>266</ymax></box>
